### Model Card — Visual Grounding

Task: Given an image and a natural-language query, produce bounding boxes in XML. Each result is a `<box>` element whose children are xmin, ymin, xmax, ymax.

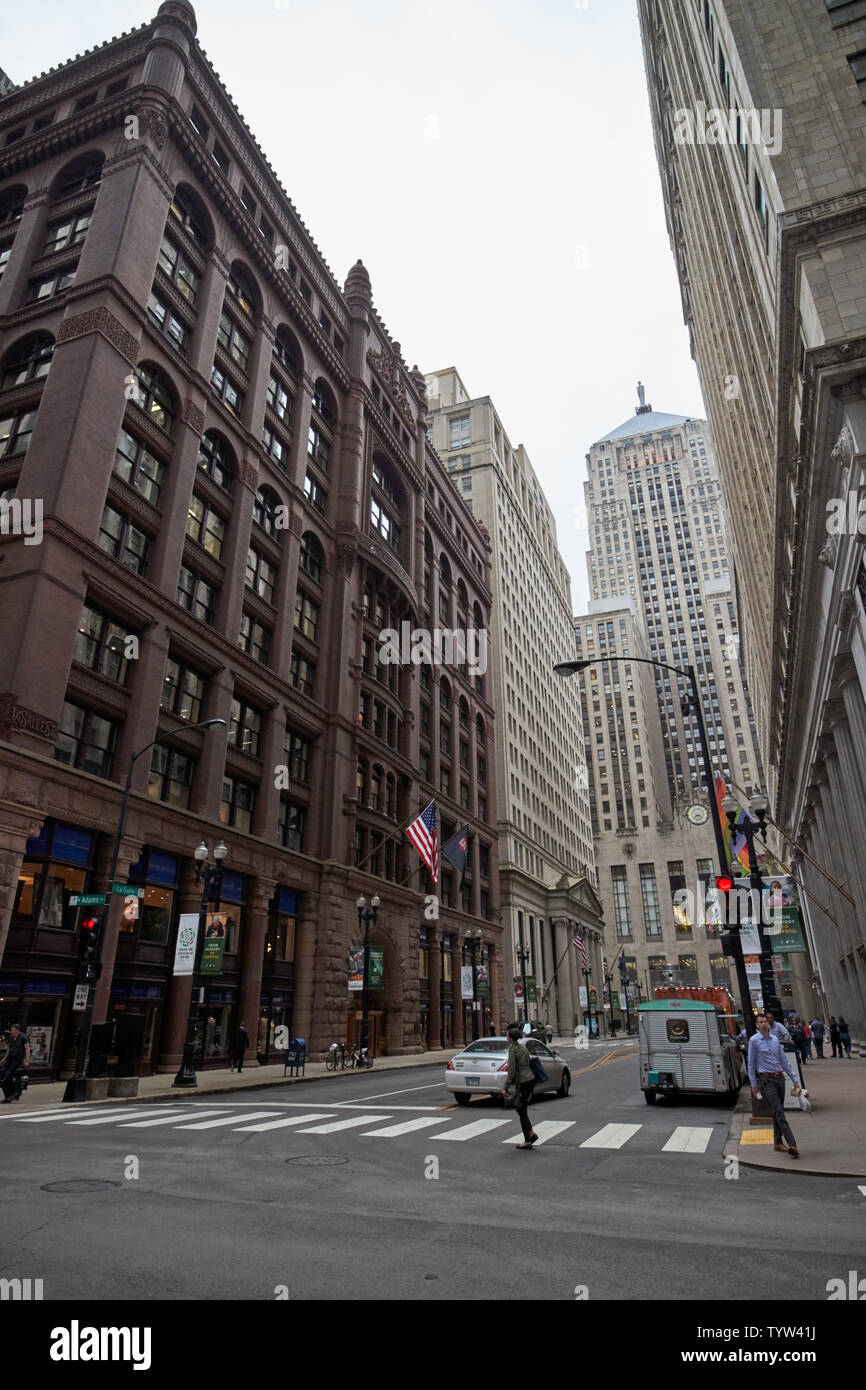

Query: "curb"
<box><xmin>723</xmin><ymin>1088</ymin><xmax>865</xmax><ymax>1179</ymax></box>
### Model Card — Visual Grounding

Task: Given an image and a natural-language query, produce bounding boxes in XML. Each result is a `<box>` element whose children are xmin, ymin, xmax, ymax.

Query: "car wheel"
<box><xmin>644</xmin><ymin>1089</ymin><xmax>655</xmax><ymax>1105</ymax></box>
<box><xmin>557</xmin><ymin>1068</ymin><xmax>571</xmax><ymax>1097</ymax></box>
<box><xmin>454</xmin><ymin>1092</ymin><xmax>471</xmax><ymax>1106</ymax></box>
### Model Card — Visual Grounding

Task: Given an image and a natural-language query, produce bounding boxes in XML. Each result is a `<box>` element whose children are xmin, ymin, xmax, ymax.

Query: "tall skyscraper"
<box><xmin>426</xmin><ymin>368</ymin><xmax>602</xmax><ymax>1034</ymax></box>
<box><xmin>574</xmin><ymin>393</ymin><xmax>763</xmax><ymax>1004</ymax></box>
<box><xmin>639</xmin><ymin>0</ymin><xmax>866</xmax><ymax>1030</ymax></box>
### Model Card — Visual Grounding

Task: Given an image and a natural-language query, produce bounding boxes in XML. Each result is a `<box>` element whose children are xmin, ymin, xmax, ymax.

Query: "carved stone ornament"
<box><xmin>369</xmin><ymin>348</ymin><xmax>414</xmax><ymax>423</ymax></box>
<box><xmin>832</xmin><ymin>423</ymin><xmax>855</xmax><ymax>476</ymax></box>
<box><xmin>818</xmin><ymin>534</ymin><xmax>838</xmax><ymax>569</ymax></box>
<box><xmin>335</xmin><ymin>541</ymin><xmax>357</xmax><ymax>578</ymax></box>
<box><xmin>183</xmin><ymin>400</ymin><xmax>207</xmax><ymax>435</ymax></box>
<box><xmin>57</xmin><ymin>308</ymin><xmax>138</xmax><ymax>365</ymax></box>
<box><xmin>239</xmin><ymin>459</ymin><xmax>258</xmax><ymax>490</ymax></box>
<box><xmin>137</xmin><ymin>107</ymin><xmax>168</xmax><ymax>150</ymax></box>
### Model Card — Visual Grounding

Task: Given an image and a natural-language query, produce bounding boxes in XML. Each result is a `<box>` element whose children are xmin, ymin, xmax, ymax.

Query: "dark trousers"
<box><xmin>1</xmin><ymin>1069</ymin><xmax>22</xmax><ymax>1100</ymax></box>
<box><xmin>759</xmin><ymin>1073</ymin><xmax>796</xmax><ymax>1147</ymax></box>
<box><xmin>814</xmin><ymin>1040</ymin><xmax>824</xmax><ymax>1057</ymax></box>
<box><xmin>840</xmin><ymin>1035</ymin><xmax>851</xmax><ymax>1057</ymax></box>
<box><xmin>831</xmin><ymin>1038</ymin><xmax>840</xmax><ymax>1056</ymax></box>
<box><xmin>515</xmin><ymin>1081</ymin><xmax>535</xmax><ymax>1141</ymax></box>
<box><xmin>231</xmin><ymin>1052</ymin><xmax>245</xmax><ymax>1072</ymax></box>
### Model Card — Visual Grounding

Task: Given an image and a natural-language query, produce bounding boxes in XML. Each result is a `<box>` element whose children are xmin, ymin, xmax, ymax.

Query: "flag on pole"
<box><xmin>406</xmin><ymin>800</ymin><xmax>438</xmax><ymax>883</ymax></box>
<box><xmin>573</xmin><ymin>931</ymin><xmax>589</xmax><ymax>970</ymax></box>
<box><xmin>715</xmin><ymin>774</ymin><xmax>751</xmax><ymax>873</ymax></box>
<box><xmin>441</xmin><ymin>824</ymin><xmax>470</xmax><ymax>887</ymax></box>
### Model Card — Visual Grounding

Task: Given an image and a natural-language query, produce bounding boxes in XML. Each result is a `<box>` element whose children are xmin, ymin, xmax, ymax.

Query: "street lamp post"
<box><xmin>173</xmin><ymin>839</ymin><xmax>228</xmax><ymax>1087</ymax></box>
<box><xmin>463</xmin><ymin>928</ymin><xmax>482</xmax><ymax>1040</ymax></box>
<box><xmin>722</xmin><ymin>792</ymin><xmax>780</xmax><ymax>1018</ymax></box>
<box><xmin>62</xmin><ymin>717</ymin><xmax>226</xmax><ymax>1103</ymax></box>
<box><xmin>356</xmin><ymin>894</ymin><xmax>379</xmax><ymax>1060</ymax></box>
<box><xmin>555</xmin><ymin>657</ymin><xmax>755</xmax><ymax>1036</ymax></box>
<box><xmin>515</xmin><ymin>945</ymin><xmax>530</xmax><ymax>1024</ymax></box>
<box><xmin>582</xmin><ymin>966</ymin><xmax>594</xmax><ymax>1038</ymax></box>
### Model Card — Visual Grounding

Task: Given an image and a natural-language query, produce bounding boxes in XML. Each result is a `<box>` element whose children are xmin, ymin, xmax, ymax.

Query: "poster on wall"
<box><xmin>200</xmin><ymin>913</ymin><xmax>227</xmax><ymax>974</ymax></box>
<box><xmin>27</xmin><ymin>1026</ymin><xmax>52</xmax><ymax>1064</ymax></box>
<box><xmin>348</xmin><ymin>948</ymin><xmax>364</xmax><ymax>991</ymax></box>
<box><xmin>461</xmin><ymin>965</ymin><xmax>474</xmax><ymax>1000</ymax></box>
<box><xmin>348</xmin><ymin>947</ymin><xmax>384</xmax><ymax>991</ymax></box>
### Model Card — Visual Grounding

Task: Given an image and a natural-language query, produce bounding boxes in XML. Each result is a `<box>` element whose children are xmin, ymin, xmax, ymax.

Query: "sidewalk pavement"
<box><xmin>5</xmin><ymin>1032</ymin><xmax>627</xmax><ymax>1114</ymax></box>
<box><xmin>725</xmin><ymin>1053</ymin><xmax>866</xmax><ymax>1177</ymax></box>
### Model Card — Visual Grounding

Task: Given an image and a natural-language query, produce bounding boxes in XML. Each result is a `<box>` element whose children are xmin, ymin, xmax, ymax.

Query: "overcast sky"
<box><xmin>4</xmin><ymin>0</ymin><xmax>705</xmax><ymax>614</ymax></box>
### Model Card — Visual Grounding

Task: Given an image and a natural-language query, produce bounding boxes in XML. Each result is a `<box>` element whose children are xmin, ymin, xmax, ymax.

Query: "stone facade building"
<box><xmin>426</xmin><ymin>368</ymin><xmax>602</xmax><ymax>1034</ymax></box>
<box><xmin>639</xmin><ymin>0</ymin><xmax>866</xmax><ymax>1031</ymax></box>
<box><xmin>573</xmin><ymin>398</ymin><xmax>766</xmax><ymax>1016</ymax></box>
<box><xmin>0</xmin><ymin>0</ymin><xmax>500</xmax><ymax>1077</ymax></box>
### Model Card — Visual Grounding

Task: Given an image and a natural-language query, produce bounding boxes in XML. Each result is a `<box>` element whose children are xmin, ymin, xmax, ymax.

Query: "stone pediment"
<box><xmin>548</xmin><ymin>873</ymin><xmax>604</xmax><ymax>924</ymax></box>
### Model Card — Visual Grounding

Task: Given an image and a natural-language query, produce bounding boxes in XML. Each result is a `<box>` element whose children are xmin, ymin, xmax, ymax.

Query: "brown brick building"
<box><xmin>0</xmin><ymin>0</ymin><xmax>501</xmax><ymax>1078</ymax></box>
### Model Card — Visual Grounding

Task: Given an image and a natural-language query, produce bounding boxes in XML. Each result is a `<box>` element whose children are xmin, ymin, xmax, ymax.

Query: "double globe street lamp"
<box><xmin>463</xmin><ymin>927</ymin><xmax>483</xmax><ymax>1040</ymax></box>
<box><xmin>174</xmin><ymin>838</ymin><xmax>229</xmax><ymax>1087</ymax></box>
<box><xmin>721</xmin><ymin>790</ymin><xmax>781</xmax><ymax>1018</ymax></box>
<box><xmin>356</xmin><ymin>894</ymin><xmax>380</xmax><ymax>1061</ymax></box>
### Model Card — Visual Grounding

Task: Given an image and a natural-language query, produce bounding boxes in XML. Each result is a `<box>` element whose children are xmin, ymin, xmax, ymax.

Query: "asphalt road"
<box><xmin>1</xmin><ymin>1039</ymin><xmax>862</xmax><ymax>1301</ymax></box>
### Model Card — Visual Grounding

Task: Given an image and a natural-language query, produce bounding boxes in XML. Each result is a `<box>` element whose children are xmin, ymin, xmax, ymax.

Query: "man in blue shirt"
<box><xmin>764</xmin><ymin>1009</ymin><xmax>791</xmax><ymax>1043</ymax></box>
<box><xmin>747</xmin><ymin>1014</ymin><xmax>799</xmax><ymax>1157</ymax></box>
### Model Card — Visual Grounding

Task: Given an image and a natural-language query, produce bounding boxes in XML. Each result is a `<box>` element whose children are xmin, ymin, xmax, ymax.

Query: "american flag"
<box><xmin>406</xmin><ymin>800</ymin><xmax>438</xmax><ymax>883</ymax></box>
<box><xmin>573</xmin><ymin>931</ymin><xmax>589</xmax><ymax>970</ymax></box>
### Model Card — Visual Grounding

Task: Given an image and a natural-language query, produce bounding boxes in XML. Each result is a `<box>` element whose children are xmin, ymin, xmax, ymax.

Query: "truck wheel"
<box><xmin>644</xmin><ymin>1089</ymin><xmax>655</xmax><ymax>1105</ymax></box>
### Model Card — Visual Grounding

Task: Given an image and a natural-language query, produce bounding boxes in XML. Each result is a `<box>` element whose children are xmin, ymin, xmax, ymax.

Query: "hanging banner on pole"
<box><xmin>173</xmin><ymin>914</ymin><xmax>200</xmax><ymax>975</ymax></box>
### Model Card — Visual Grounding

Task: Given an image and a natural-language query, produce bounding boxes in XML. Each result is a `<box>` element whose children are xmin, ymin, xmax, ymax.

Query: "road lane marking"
<box><xmin>66</xmin><ymin>1109</ymin><xmax>173</xmax><ymax>1126</ymax></box>
<box><xmin>341</xmin><ymin>1082</ymin><xmax>445</xmax><ymax>1102</ymax></box>
<box><xmin>120</xmin><ymin>1110</ymin><xmax>226</xmax><ymax>1128</ymax></box>
<box><xmin>580</xmin><ymin>1123</ymin><xmax>642</xmax><ymax>1149</ymax></box>
<box><xmin>296</xmin><ymin>1115</ymin><xmax>392</xmax><ymax>1134</ymax></box>
<box><xmin>432</xmin><ymin>1117</ymin><xmax>513</xmax><ymax>1141</ymax></box>
<box><xmin>6</xmin><ymin>1110</ymin><xmax>93</xmax><ymax>1122</ymax></box>
<box><xmin>174</xmin><ymin>1111</ymin><xmax>282</xmax><ymax>1130</ymax></box>
<box><xmin>502</xmin><ymin>1121</ymin><xmax>575</xmax><ymax>1146</ymax></box>
<box><xmin>662</xmin><ymin>1126</ymin><xmax>714</xmax><ymax>1154</ymax></box>
<box><xmin>858</xmin><ymin>1186</ymin><xmax>866</xmax><ymax>1197</ymax></box>
<box><xmin>362</xmin><ymin>1116</ymin><xmax>452</xmax><ymax>1137</ymax></box>
<box><xmin>232</xmin><ymin>1113</ymin><xmax>336</xmax><ymax>1132</ymax></box>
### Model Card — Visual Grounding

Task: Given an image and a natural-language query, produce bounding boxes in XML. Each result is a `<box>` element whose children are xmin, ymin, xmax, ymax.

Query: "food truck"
<box><xmin>638</xmin><ymin>996</ymin><xmax>746</xmax><ymax>1104</ymax></box>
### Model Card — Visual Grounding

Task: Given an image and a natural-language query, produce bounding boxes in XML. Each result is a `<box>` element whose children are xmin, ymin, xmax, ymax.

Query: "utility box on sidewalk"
<box><xmin>284</xmin><ymin>1038</ymin><xmax>306</xmax><ymax>1076</ymax></box>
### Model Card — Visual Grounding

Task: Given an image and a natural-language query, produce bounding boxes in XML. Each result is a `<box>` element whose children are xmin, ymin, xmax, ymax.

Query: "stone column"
<box><xmin>291</xmin><ymin>888</ymin><xmax>320</xmax><ymax>1054</ymax></box>
<box><xmin>427</xmin><ymin>922</ymin><xmax>441</xmax><ymax>1049</ymax></box>
<box><xmin>237</xmin><ymin>876</ymin><xmax>276</xmax><ymax>1063</ymax></box>
<box><xmin>451</xmin><ymin>937</ymin><xmax>465</xmax><ymax>1047</ymax></box>
<box><xmin>0</xmin><ymin>799</ymin><xmax>41</xmax><ymax>966</ymax></box>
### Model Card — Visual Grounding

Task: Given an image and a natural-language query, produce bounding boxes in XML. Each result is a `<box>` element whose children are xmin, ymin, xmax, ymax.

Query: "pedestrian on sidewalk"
<box><xmin>0</xmin><ymin>1024</ymin><xmax>30</xmax><ymax>1103</ymax></box>
<box><xmin>829</xmin><ymin>1017</ymin><xmax>841</xmax><ymax>1057</ymax></box>
<box><xmin>764</xmin><ymin>1010</ymin><xmax>791</xmax><ymax>1043</ymax></box>
<box><xmin>504</xmin><ymin>1024</ymin><xmax>537</xmax><ymax>1150</ymax></box>
<box><xmin>838</xmin><ymin>1017</ymin><xmax>852</xmax><ymax>1058</ymax></box>
<box><xmin>231</xmin><ymin>1021</ymin><xmax>250</xmax><ymax>1073</ymax></box>
<box><xmin>747</xmin><ymin>1013</ymin><xmax>800</xmax><ymax>1159</ymax></box>
<box><xmin>810</xmin><ymin>1017</ymin><xmax>824</xmax><ymax>1057</ymax></box>
<box><xmin>802</xmin><ymin>1021</ymin><xmax>812</xmax><ymax>1060</ymax></box>
<box><xmin>545</xmin><ymin>1023</ymin><xmax>553</xmax><ymax>1045</ymax></box>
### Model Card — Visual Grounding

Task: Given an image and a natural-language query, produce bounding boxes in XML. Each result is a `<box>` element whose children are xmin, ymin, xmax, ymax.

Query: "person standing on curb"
<box><xmin>838</xmin><ymin>1017</ymin><xmax>852</xmax><ymax>1058</ymax></box>
<box><xmin>810</xmin><ymin>1017</ymin><xmax>825</xmax><ymax>1058</ymax></box>
<box><xmin>0</xmin><ymin>1024</ymin><xmax>30</xmax><ymax>1103</ymax></box>
<box><xmin>504</xmin><ymin>1024</ymin><xmax>537</xmax><ymax>1149</ymax></box>
<box><xmin>231</xmin><ymin>1020</ymin><xmax>250</xmax><ymax>1073</ymax></box>
<box><xmin>747</xmin><ymin>1013</ymin><xmax>800</xmax><ymax>1158</ymax></box>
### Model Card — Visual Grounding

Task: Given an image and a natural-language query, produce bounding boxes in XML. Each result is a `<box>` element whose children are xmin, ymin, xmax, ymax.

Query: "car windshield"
<box><xmin>462</xmin><ymin>1040</ymin><xmax>508</xmax><ymax>1053</ymax></box>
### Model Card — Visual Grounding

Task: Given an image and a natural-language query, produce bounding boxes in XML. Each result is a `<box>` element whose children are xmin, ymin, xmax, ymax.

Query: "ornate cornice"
<box><xmin>56</xmin><ymin>305</ymin><xmax>138</xmax><ymax>364</ymax></box>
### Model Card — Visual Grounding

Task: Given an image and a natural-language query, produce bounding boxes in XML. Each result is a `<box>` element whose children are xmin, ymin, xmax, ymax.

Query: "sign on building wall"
<box><xmin>173</xmin><ymin>914</ymin><xmax>200</xmax><ymax>976</ymax></box>
<box><xmin>461</xmin><ymin>966</ymin><xmax>474</xmax><ymax>1000</ymax></box>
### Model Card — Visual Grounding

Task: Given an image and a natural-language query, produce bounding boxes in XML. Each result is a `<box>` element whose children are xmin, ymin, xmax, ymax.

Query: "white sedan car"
<box><xmin>445</xmin><ymin>1036</ymin><xmax>571</xmax><ymax>1105</ymax></box>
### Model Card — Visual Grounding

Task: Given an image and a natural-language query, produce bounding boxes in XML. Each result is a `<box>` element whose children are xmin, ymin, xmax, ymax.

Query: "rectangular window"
<box><xmin>217</xmin><ymin>310</ymin><xmax>250</xmax><ymax>371</ymax></box>
<box><xmin>73</xmin><ymin>603</ymin><xmax>134</xmax><ymax>684</ymax></box>
<box><xmin>55</xmin><ymin>702</ymin><xmax>118</xmax><ymax>779</ymax></box>
<box><xmin>285</xmin><ymin>729</ymin><xmax>311</xmax><ymax>782</ymax></box>
<box><xmin>157</xmin><ymin>235</ymin><xmax>199</xmax><ymax>304</ymax></box>
<box><xmin>114</xmin><ymin>429</ymin><xmax>165</xmax><ymax>506</ymax></box>
<box><xmin>148</xmin><ymin>745</ymin><xmax>196</xmax><ymax>808</ymax></box>
<box><xmin>611</xmin><ymin>865</ymin><xmax>631</xmax><ymax>938</ymax></box>
<box><xmin>267</xmin><ymin>375</ymin><xmax>293</xmax><ymax>424</ymax></box>
<box><xmin>238</xmin><ymin>612</ymin><xmax>271</xmax><ymax>665</ymax></box>
<box><xmin>668</xmin><ymin>860</ymin><xmax>691</xmax><ymax>937</ymax></box>
<box><xmin>221</xmin><ymin>775</ymin><xmax>256</xmax><ymax>833</ymax></box>
<box><xmin>304</xmin><ymin>472</ymin><xmax>327</xmax><ymax>513</ymax></box>
<box><xmin>212</xmin><ymin>141</ymin><xmax>230</xmax><ymax>175</ymax></box>
<box><xmin>293</xmin><ymin>590</ymin><xmax>320</xmax><ymax>642</ymax></box>
<box><xmin>307</xmin><ymin>423</ymin><xmax>331</xmax><ymax>473</ymax></box>
<box><xmin>97</xmin><ymin>505</ymin><xmax>149</xmax><ymax>574</ymax></box>
<box><xmin>43</xmin><ymin>212</ymin><xmax>91</xmax><ymax>255</ymax></box>
<box><xmin>449</xmin><ymin>415</ymin><xmax>470</xmax><ymax>450</ymax></box>
<box><xmin>147</xmin><ymin>290</ymin><xmax>188</xmax><ymax>351</ymax></box>
<box><xmin>229</xmin><ymin>698</ymin><xmax>262</xmax><ymax>757</ymax></box>
<box><xmin>28</xmin><ymin>266</ymin><xmax>77</xmax><ymax>301</ymax></box>
<box><xmin>639</xmin><ymin>863</ymin><xmax>662</xmax><ymax>938</ymax></box>
<box><xmin>245</xmin><ymin>547</ymin><xmax>276</xmax><ymax>604</ymax></box>
<box><xmin>278</xmin><ymin>799</ymin><xmax>306</xmax><ymax>851</ymax></box>
<box><xmin>185</xmin><ymin>493</ymin><xmax>225</xmax><ymax>559</ymax></box>
<box><xmin>160</xmin><ymin>658</ymin><xmax>205</xmax><ymax>723</ymax></box>
<box><xmin>290</xmin><ymin>649</ymin><xmax>315</xmax><ymax>695</ymax></box>
<box><xmin>189</xmin><ymin>104</ymin><xmax>210</xmax><ymax>140</ymax></box>
<box><xmin>177</xmin><ymin>565</ymin><xmax>218</xmax><ymax>625</ymax></box>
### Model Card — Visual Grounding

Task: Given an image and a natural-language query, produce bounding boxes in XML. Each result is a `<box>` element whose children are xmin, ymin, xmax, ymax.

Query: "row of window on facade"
<box><xmin>610</xmin><ymin>859</ymin><xmax>723</xmax><ymax>939</ymax></box>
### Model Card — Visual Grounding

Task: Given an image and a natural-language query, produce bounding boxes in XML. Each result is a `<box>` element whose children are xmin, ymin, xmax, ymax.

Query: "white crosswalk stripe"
<box><xmin>120</xmin><ymin>1110</ymin><xmax>226</xmax><ymax>1128</ymax></box>
<box><xmin>7</xmin><ymin>1110</ymin><xmax>93</xmax><ymax>1123</ymax></box>
<box><xmin>662</xmin><ymin>1126</ymin><xmax>714</xmax><ymax>1154</ymax></box>
<box><xmin>232</xmin><ymin>1113</ymin><xmax>335</xmax><ymax>1132</ymax></box>
<box><xmin>432</xmin><ymin>1118</ymin><xmax>514</xmax><ymax>1142</ymax></box>
<box><xmin>362</xmin><ymin>1117</ymin><xmax>451</xmax><ymax>1138</ymax></box>
<box><xmin>174</xmin><ymin>1111</ymin><xmax>282</xmax><ymax>1130</ymax></box>
<box><xmin>502</xmin><ymin>1120</ymin><xmax>575</xmax><ymax>1146</ymax></box>
<box><xmin>67</xmin><ymin>1109</ymin><xmax>173</xmax><ymax>1126</ymax></box>
<box><xmin>580</xmin><ymin>1123</ymin><xmax>642</xmax><ymax>1149</ymax></box>
<box><xmin>296</xmin><ymin>1115</ymin><xmax>392</xmax><ymax>1134</ymax></box>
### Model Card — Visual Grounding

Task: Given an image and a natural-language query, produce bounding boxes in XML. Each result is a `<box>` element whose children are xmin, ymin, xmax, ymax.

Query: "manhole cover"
<box><xmin>285</xmin><ymin>1155</ymin><xmax>348</xmax><ymax>1167</ymax></box>
<box><xmin>41</xmin><ymin>1179</ymin><xmax>121</xmax><ymax>1193</ymax></box>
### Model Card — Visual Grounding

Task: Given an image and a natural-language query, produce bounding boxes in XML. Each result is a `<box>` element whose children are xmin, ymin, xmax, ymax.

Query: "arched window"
<box><xmin>227</xmin><ymin>260</ymin><xmax>259</xmax><ymax>320</ymax></box>
<box><xmin>439</xmin><ymin>555</ymin><xmax>451</xmax><ymax>588</ymax></box>
<box><xmin>54</xmin><ymin>152</ymin><xmax>104</xmax><ymax>199</ymax></box>
<box><xmin>476</xmin><ymin>714</ymin><xmax>486</xmax><ymax>743</ymax></box>
<box><xmin>457</xmin><ymin>579</ymin><xmax>468</xmax><ymax>615</ymax></box>
<box><xmin>132</xmin><ymin>363</ymin><xmax>175</xmax><ymax>434</ymax></box>
<box><xmin>274</xmin><ymin>326</ymin><xmax>302</xmax><ymax>379</ymax></box>
<box><xmin>299</xmin><ymin>531</ymin><xmax>323</xmax><ymax>584</ymax></box>
<box><xmin>197</xmin><ymin>430</ymin><xmax>235</xmax><ymax>492</ymax></box>
<box><xmin>312</xmin><ymin>377</ymin><xmax>337</xmax><ymax>426</ymax></box>
<box><xmin>458</xmin><ymin>697</ymin><xmax>469</xmax><ymax>730</ymax></box>
<box><xmin>253</xmin><ymin>486</ymin><xmax>283</xmax><ymax>539</ymax></box>
<box><xmin>169</xmin><ymin>184</ymin><xmax>212</xmax><ymax>251</ymax></box>
<box><xmin>0</xmin><ymin>183</ymin><xmax>27</xmax><ymax>227</ymax></box>
<box><xmin>473</xmin><ymin>600</ymin><xmax>484</xmax><ymax>630</ymax></box>
<box><xmin>440</xmin><ymin>676</ymin><xmax>452</xmax><ymax>708</ymax></box>
<box><xmin>1</xmin><ymin>333</ymin><xmax>54</xmax><ymax>390</ymax></box>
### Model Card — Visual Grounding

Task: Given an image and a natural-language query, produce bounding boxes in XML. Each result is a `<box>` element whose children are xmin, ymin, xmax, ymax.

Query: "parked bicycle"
<box><xmin>325</xmin><ymin>1042</ymin><xmax>347</xmax><ymax>1071</ymax></box>
<box><xmin>349</xmin><ymin>1045</ymin><xmax>373</xmax><ymax>1070</ymax></box>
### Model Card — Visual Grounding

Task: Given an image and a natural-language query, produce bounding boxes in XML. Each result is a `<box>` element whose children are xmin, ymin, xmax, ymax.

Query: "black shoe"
<box><xmin>1</xmin><ymin>1098</ymin><xmax>12</xmax><ymax>1104</ymax></box>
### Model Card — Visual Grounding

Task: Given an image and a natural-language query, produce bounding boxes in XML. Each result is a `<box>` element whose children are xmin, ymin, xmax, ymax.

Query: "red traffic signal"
<box><xmin>715</xmin><ymin>875</ymin><xmax>734</xmax><ymax>894</ymax></box>
<box><xmin>81</xmin><ymin>917</ymin><xmax>99</xmax><ymax>932</ymax></box>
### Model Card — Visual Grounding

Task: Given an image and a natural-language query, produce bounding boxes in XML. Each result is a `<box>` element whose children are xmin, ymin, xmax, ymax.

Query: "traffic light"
<box><xmin>720</xmin><ymin>931</ymin><xmax>740</xmax><ymax>957</ymax></box>
<box><xmin>79</xmin><ymin>915</ymin><xmax>103</xmax><ymax>983</ymax></box>
<box><xmin>715</xmin><ymin>875</ymin><xmax>734</xmax><ymax>894</ymax></box>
